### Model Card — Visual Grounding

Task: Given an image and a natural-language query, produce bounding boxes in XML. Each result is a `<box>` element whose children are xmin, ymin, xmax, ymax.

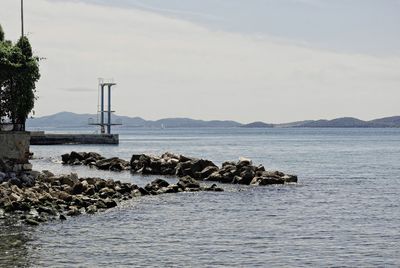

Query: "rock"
<box><xmin>38</xmin><ymin>205</ymin><xmax>57</xmax><ymax>216</ymax></box>
<box><xmin>9</xmin><ymin>177</ymin><xmax>21</xmax><ymax>187</ymax></box>
<box><xmin>206</xmin><ymin>171</ymin><xmax>223</xmax><ymax>182</ymax></box>
<box><xmin>99</xmin><ymin>187</ymin><xmax>116</xmax><ymax>198</ymax></box>
<box><xmin>238</xmin><ymin>157</ymin><xmax>253</xmax><ymax>167</ymax></box>
<box><xmin>204</xmin><ymin>184</ymin><xmax>224</xmax><ymax>192</ymax></box>
<box><xmin>72</xmin><ymin>182</ymin><xmax>84</xmax><ymax>195</ymax></box>
<box><xmin>20</xmin><ymin>174</ymin><xmax>35</xmax><ymax>187</ymax></box>
<box><xmin>85</xmin><ymin>177</ymin><xmax>98</xmax><ymax>185</ymax></box>
<box><xmin>235</xmin><ymin>169</ymin><xmax>255</xmax><ymax>185</ymax></box>
<box><xmin>70</xmin><ymin>151</ymin><xmax>85</xmax><ymax>162</ymax></box>
<box><xmin>95</xmin><ymin>200</ymin><xmax>108</xmax><ymax>209</ymax></box>
<box><xmin>250</xmin><ymin>177</ymin><xmax>285</xmax><ymax>186</ymax></box>
<box><xmin>95</xmin><ymin>179</ymin><xmax>106</xmax><ymax>190</ymax></box>
<box><xmin>95</xmin><ymin>158</ymin><xmax>117</xmax><ymax>170</ymax></box>
<box><xmin>85</xmin><ymin>186</ymin><xmax>96</xmax><ymax>196</ymax></box>
<box><xmin>178</xmin><ymin>176</ymin><xmax>200</xmax><ymax>189</ymax></box>
<box><xmin>151</xmin><ymin>179</ymin><xmax>170</xmax><ymax>188</ymax></box>
<box><xmin>59</xmin><ymin>214</ymin><xmax>67</xmax><ymax>220</ymax></box>
<box><xmin>22</xmin><ymin>164</ymin><xmax>33</xmax><ymax>171</ymax></box>
<box><xmin>196</xmin><ymin>166</ymin><xmax>219</xmax><ymax>180</ymax></box>
<box><xmin>138</xmin><ymin>187</ymin><xmax>149</xmax><ymax>196</ymax></box>
<box><xmin>66</xmin><ymin>206</ymin><xmax>81</xmax><ymax>216</ymax></box>
<box><xmin>179</xmin><ymin>155</ymin><xmax>193</xmax><ymax>162</ymax></box>
<box><xmin>103</xmin><ymin>198</ymin><xmax>117</xmax><ymax>208</ymax></box>
<box><xmin>166</xmin><ymin>184</ymin><xmax>180</xmax><ymax>193</ymax></box>
<box><xmin>25</xmin><ymin>218</ymin><xmax>40</xmax><ymax>226</ymax></box>
<box><xmin>161</xmin><ymin>152</ymin><xmax>180</xmax><ymax>160</ymax></box>
<box><xmin>61</xmin><ymin>153</ymin><xmax>70</xmax><ymax>163</ymax></box>
<box><xmin>222</xmin><ymin>161</ymin><xmax>236</xmax><ymax>167</ymax></box>
<box><xmin>86</xmin><ymin>205</ymin><xmax>98</xmax><ymax>214</ymax></box>
<box><xmin>0</xmin><ymin>172</ymin><xmax>6</xmax><ymax>181</ymax></box>
<box><xmin>9</xmin><ymin>192</ymin><xmax>22</xmax><ymax>202</ymax></box>
<box><xmin>60</xmin><ymin>174</ymin><xmax>78</xmax><ymax>187</ymax></box>
<box><xmin>282</xmin><ymin>174</ymin><xmax>298</xmax><ymax>183</ymax></box>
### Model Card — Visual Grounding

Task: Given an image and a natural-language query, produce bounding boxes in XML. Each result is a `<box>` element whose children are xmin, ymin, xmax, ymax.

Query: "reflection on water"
<box><xmin>0</xmin><ymin>215</ymin><xmax>33</xmax><ymax>267</ymax></box>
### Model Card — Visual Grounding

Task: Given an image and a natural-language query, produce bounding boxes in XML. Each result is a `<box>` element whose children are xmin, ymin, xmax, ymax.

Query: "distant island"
<box><xmin>26</xmin><ymin>112</ymin><xmax>400</xmax><ymax>129</ymax></box>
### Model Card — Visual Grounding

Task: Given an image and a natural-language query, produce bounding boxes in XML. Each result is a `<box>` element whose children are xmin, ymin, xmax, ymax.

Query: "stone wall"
<box><xmin>0</xmin><ymin>131</ymin><xmax>30</xmax><ymax>163</ymax></box>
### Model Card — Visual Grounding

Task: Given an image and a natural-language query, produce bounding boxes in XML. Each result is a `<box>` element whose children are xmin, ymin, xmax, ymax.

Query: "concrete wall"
<box><xmin>30</xmin><ymin>133</ymin><xmax>119</xmax><ymax>145</ymax></box>
<box><xmin>0</xmin><ymin>131</ymin><xmax>30</xmax><ymax>162</ymax></box>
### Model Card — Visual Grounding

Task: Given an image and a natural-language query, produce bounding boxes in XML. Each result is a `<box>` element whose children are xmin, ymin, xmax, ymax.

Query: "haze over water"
<box><xmin>1</xmin><ymin>128</ymin><xmax>399</xmax><ymax>267</ymax></box>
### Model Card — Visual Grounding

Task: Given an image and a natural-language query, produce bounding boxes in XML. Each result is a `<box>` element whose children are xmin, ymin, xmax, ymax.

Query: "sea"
<box><xmin>1</xmin><ymin>127</ymin><xmax>400</xmax><ymax>267</ymax></box>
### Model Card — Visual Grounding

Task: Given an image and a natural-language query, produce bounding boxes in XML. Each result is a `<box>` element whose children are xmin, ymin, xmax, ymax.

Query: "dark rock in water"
<box><xmin>70</xmin><ymin>151</ymin><xmax>85</xmax><ymax>162</ymax></box>
<box><xmin>237</xmin><ymin>157</ymin><xmax>253</xmax><ymax>167</ymax></box>
<box><xmin>236</xmin><ymin>169</ymin><xmax>255</xmax><ymax>185</ymax></box>
<box><xmin>62</xmin><ymin>151</ymin><xmax>298</xmax><ymax>188</ymax></box>
<box><xmin>222</xmin><ymin>161</ymin><xmax>236</xmax><ymax>167</ymax></box>
<box><xmin>38</xmin><ymin>205</ymin><xmax>57</xmax><ymax>216</ymax></box>
<box><xmin>86</xmin><ymin>205</ymin><xmax>98</xmax><ymax>214</ymax></box>
<box><xmin>152</xmin><ymin>178</ymin><xmax>170</xmax><ymax>188</ymax></box>
<box><xmin>282</xmin><ymin>174</ymin><xmax>298</xmax><ymax>183</ymax></box>
<box><xmin>196</xmin><ymin>166</ymin><xmax>219</xmax><ymax>180</ymax></box>
<box><xmin>138</xmin><ymin>187</ymin><xmax>149</xmax><ymax>196</ymax></box>
<box><xmin>103</xmin><ymin>198</ymin><xmax>117</xmax><ymax>208</ymax></box>
<box><xmin>61</xmin><ymin>153</ymin><xmax>70</xmax><ymax>164</ymax></box>
<box><xmin>95</xmin><ymin>158</ymin><xmax>118</xmax><ymax>170</ymax></box>
<box><xmin>66</xmin><ymin>206</ymin><xmax>81</xmax><ymax>216</ymax></box>
<box><xmin>250</xmin><ymin>177</ymin><xmax>285</xmax><ymax>186</ymax></box>
<box><xmin>25</xmin><ymin>217</ymin><xmax>40</xmax><ymax>226</ymax></box>
<box><xmin>178</xmin><ymin>176</ymin><xmax>200</xmax><ymax>189</ymax></box>
<box><xmin>204</xmin><ymin>184</ymin><xmax>224</xmax><ymax>192</ymax></box>
<box><xmin>205</xmin><ymin>172</ymin><xmax>223</xmax><ymax>182</ymax></box>
<box><xmin>59</xmin><ymin>214</ymin><xmax>67</xmax><ymax>220</ymax></box>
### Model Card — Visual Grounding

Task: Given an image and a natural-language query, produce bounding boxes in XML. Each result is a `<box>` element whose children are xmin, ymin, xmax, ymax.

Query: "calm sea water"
<box><xmin>1</xmin><ymin>128</ymin><xmax>400</xmax><ymax>267</ymax></box>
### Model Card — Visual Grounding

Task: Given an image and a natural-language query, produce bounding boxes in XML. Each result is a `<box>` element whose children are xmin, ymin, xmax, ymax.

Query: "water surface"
<box><xmin>1</xmin><ymin>128</ymin><xmax>399</xmax><ymax>267</ymax></box>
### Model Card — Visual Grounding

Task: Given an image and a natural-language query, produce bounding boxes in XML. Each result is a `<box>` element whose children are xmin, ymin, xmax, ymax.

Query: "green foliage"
<box><xmin>0</xmin><ymin>24</ymin><xmax>40</xmax><ymax>130</ymax></box>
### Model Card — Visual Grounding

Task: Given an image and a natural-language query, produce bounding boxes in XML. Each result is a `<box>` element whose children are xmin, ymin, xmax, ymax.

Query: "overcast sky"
<box><xmin>1</xmin><ymin>0</ymin><xmax>399</xmax><ymax>123</ymax></box>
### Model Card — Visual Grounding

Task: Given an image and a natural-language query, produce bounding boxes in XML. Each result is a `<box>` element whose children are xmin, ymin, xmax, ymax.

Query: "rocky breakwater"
<box><xmin>130</xmin><ymin>153</ymin><xmax>298</xmax><ymax>186</ymax></box>
<box><xmin>61</xmin><ymin>151</ymin><xmax>298</xmax><ymax>186</ymax></box>
<box><xmin>0</xmin><ymin>171</ymin><xmax>223</xmax><ymax>226</ymax></box>
<box><xmin>61</xmin><ymin>151</ymin><xmax>130</xmax><ymax>171</ymax></box>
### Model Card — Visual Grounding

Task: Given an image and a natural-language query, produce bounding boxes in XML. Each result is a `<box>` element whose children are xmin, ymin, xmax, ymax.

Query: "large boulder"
<box><xmin>250</xmin><ymin>177</ymin><xmax>285</xmax><ymax>186</ymax></box>
<box><xmin>195</xmin><ymin>166</ymin><xmax>219</xmax><ymax>180</ymax></box>
<box><xmin>177</xmin><ymin>176</ymin><xmax>200</xmax><ymax>189</ymax></box>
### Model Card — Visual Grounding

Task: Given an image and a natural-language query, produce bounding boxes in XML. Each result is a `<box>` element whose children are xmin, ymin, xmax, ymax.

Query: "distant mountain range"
<box><xmin>26</xmin><ymin>112</ymin><xmax>400</xmax><ymax>129</ymax></box>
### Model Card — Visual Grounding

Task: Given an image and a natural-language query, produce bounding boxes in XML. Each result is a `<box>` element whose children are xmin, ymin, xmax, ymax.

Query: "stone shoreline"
<box><xmin>0</xmin><ymin>151</ymin><xmax>298</xmax><ymax>226</ymax></box>
<box><xmin>62</xmin><ymin>151</ymin><xmax>298</xmax><ymax>186</ymax></box>
<box><xmin>0</xmin><ymin>170</ymin><xmax>223</xmax><ymax>226</ymax></box>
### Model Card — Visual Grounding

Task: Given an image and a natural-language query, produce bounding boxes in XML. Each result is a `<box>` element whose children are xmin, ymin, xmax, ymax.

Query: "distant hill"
<box><xmin>299</xmin><ymin>117</ymin><xmax>376</xmax><ymax>128</ymax></box>
<box><xmin>26</xmin><ymin>112</ymin><xmax>400</xmax><ymax>129</ymax></box>
<box><xmin>296</xmin><ymin>117</ymin><xmax>400</xmax><ymax>128</ymax></box>
<box><xmin>241</xmin><ymin>122</ymin><xmax>273</xmax><ymax>128</ymax></box>
<box><xmin>369</xmin><ymin>116</ymin><xmax>400</xmax><ymax>127</ymax></box>
<box><xmin>26</xmin><ymin>112</ymin><xmax>241</xmax><ymax>129</ymax></box>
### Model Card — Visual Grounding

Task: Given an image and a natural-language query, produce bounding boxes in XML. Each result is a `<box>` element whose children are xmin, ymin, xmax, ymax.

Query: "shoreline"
<box><xmin>0</xmin><ymin>151</ymin><xmax>297</xmax><ymax>226</ymax></box>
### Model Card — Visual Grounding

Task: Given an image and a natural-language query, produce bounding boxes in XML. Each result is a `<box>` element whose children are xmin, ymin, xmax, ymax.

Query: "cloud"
<box><xmin>59</xmin><ymin>87</ymin><xmax>96</xmax><ymax>92</ymax></box>
<box><xmin>0</xmin><ymin>0</ymin><xmax>399</xmax><ymax>122</ymax></box>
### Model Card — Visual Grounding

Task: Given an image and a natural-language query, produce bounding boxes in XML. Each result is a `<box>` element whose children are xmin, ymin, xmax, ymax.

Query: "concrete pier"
<box><xmin>30</xmin><ymin>132</ymin><xmax>119</xmax><ymax>145</ymax></box>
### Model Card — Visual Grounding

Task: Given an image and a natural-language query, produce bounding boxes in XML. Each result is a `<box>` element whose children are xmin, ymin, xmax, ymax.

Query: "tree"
<box><xmin>0</xmin><ymin>24</ymin><xmax>40</xmax><ymax>131</ymax></box>
<box><xmin>0</xmin><ymin>24</ymin><xmax>4</xmax><ymax>42</ymax></box>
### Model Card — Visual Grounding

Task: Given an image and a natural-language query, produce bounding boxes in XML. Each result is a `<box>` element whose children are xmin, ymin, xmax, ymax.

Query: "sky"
<box><xmin>0</xmin><ymin>0</ymin><xmax>399</xmax><ymax>123</ymax></box>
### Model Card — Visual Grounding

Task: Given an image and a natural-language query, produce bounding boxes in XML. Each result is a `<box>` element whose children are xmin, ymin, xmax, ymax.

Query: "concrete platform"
<box><xmin>30</xmin><ymin>132</ymin><xmax>119</xmax><ymax>145</ymax></box>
